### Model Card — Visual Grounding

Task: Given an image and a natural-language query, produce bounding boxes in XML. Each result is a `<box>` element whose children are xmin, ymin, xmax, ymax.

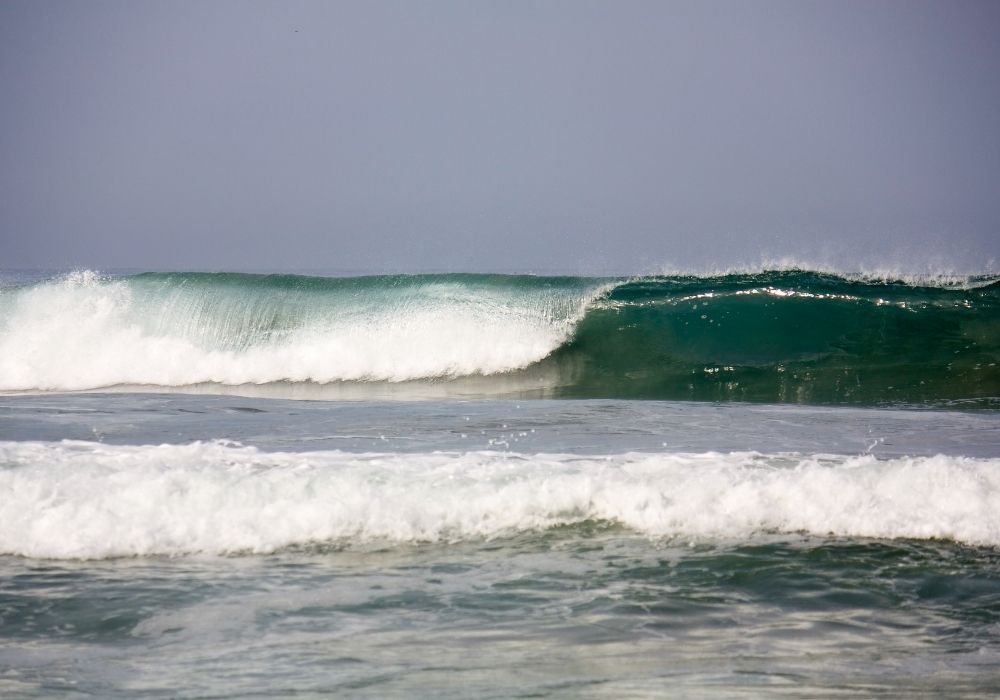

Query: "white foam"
<box><xmin>0</xmin><ymin>272</ymin><xmax>598</xmax><ymax>391</ymax></box>
<box><xmin>2</xmin><ymin>440</ymin><xmax>998</xmax><ymax>559</ymax></box>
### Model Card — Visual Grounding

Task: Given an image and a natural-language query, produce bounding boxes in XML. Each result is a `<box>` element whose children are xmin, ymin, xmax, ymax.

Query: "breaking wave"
<box><xmin>0</xmin><ymin>269</ymin><xmax>997</xmax><ymax>404</ymax></box>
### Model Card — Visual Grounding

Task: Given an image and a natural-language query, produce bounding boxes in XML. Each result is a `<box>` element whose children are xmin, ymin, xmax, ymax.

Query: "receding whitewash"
<box><xmin>2</xmin><ymin>440</ymin><xmax>999</xmax><ymax>558</ymax></box>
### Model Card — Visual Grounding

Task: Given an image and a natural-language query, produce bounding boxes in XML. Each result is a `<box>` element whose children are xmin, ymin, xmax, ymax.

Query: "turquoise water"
<box><xmin>1</xmin><ymin>269</ymin><xmax>999</xmax><ymax>697</ymax></box>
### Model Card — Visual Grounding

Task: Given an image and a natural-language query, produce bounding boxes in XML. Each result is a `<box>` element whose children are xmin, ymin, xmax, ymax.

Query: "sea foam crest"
<box><xmin>654</xmin><ymin>257</ymin><xmax>999</xmax><ymax>288</ymax></box>
<box><xmin>0</xmin><ymin>272</ymin><xmax>598</xmax><ymax>390</ymax></box>
<box><xmin>2</xmin><ymin>440</ymin><xmax>998</xmax><ymax>558</ymax></box>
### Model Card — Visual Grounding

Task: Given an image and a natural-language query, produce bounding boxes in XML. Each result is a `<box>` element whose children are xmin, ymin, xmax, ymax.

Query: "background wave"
<box><xmin>0</xmin><ymin>269</ymin><xmax>997</xmax><ymax>405</ymax></box>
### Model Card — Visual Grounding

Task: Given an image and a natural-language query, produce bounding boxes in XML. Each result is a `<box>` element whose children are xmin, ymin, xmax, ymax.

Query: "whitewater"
<box><xmin>3</xmin><ymin>441</ymin><xmax>999</xmax><ymax>559</ymax></box>
<box><xmin>2</xmin><ymin>267</ymin><xmax>999</xmax><ymax>698</ymax></box>
<box><xmin>0</xmin><ymin>270</ymin><xmax>600</xmax><ymax>389</ymax></box>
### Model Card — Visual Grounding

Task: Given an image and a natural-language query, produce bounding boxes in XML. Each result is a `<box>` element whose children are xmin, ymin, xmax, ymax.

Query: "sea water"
<box><xmin>1</xmin><ymin>269</ymin><xmax>999</xmax><ymax>697</ymax></box>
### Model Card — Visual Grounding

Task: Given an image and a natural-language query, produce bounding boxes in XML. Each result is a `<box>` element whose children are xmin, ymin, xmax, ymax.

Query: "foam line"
<box><xmin>2</xmin><ymin>441</ymin><xmax>998</xmax><ymax>558</ymax></box>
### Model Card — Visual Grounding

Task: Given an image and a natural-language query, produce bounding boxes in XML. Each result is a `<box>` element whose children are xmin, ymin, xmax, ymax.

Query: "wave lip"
<box><xmin>2</xmin><ymin>440</ymin><xmax>999</xmax><ymax>559</ymax></box>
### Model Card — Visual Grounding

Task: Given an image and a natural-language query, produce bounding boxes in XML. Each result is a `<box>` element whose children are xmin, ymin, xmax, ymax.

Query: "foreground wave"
<box><xmin>1</xmin><ymin>269</ymin><xmax>997</xmax><ymax>404</ymax></box>
<box><xmin>2</xmin><ymin>440</ymin><xmax>999</xmax><ymax>558</ymax></box>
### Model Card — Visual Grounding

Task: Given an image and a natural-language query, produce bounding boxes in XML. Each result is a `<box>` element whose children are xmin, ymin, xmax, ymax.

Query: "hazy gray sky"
<box><xmin>2</xmin><ymin>0</ymin><xmax>998</xmax><ymax>273</ymax></box>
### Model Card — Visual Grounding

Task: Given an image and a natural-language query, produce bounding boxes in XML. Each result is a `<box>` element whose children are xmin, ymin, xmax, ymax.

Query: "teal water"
<box><xmin>1</xmin><ymin>269</ymin><xmax>999</xmax><ymax>697</ymax></box>
<box><xmin>558</xmin><ymin>271</ymin><xmax>999</xmax><ymax>404</ymax></box>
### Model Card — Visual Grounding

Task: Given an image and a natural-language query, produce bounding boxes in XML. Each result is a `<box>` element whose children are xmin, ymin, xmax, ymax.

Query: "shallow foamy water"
<box><xmin>1</xmin><ymin>395</ymin><xmax>999</xmax><ymax>697</ymax></box>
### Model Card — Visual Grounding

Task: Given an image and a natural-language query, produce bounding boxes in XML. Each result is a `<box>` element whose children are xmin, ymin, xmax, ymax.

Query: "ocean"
<box><xmin>1</xmin><ymin>268</ymin><xmax>998</xmax><ymax>697</ymax></box>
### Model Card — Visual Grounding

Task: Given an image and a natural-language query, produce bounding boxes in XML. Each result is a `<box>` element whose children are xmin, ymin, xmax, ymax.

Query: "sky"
<box><xmin>1</xmin><ymin>0</ymin><xmax>998</xmax><ymax>274</ymax></box>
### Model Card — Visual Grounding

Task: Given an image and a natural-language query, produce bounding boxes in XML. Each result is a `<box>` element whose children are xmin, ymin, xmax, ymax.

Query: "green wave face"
<box><xmin>550</xmin><ymin>271</ymin><xmax>1000</xmax><ymax>405</ymax></box>
<box><xmin>125</xmin><ymin>271</ymin><xmax>601</xmax><ymax>353</ymax></box>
